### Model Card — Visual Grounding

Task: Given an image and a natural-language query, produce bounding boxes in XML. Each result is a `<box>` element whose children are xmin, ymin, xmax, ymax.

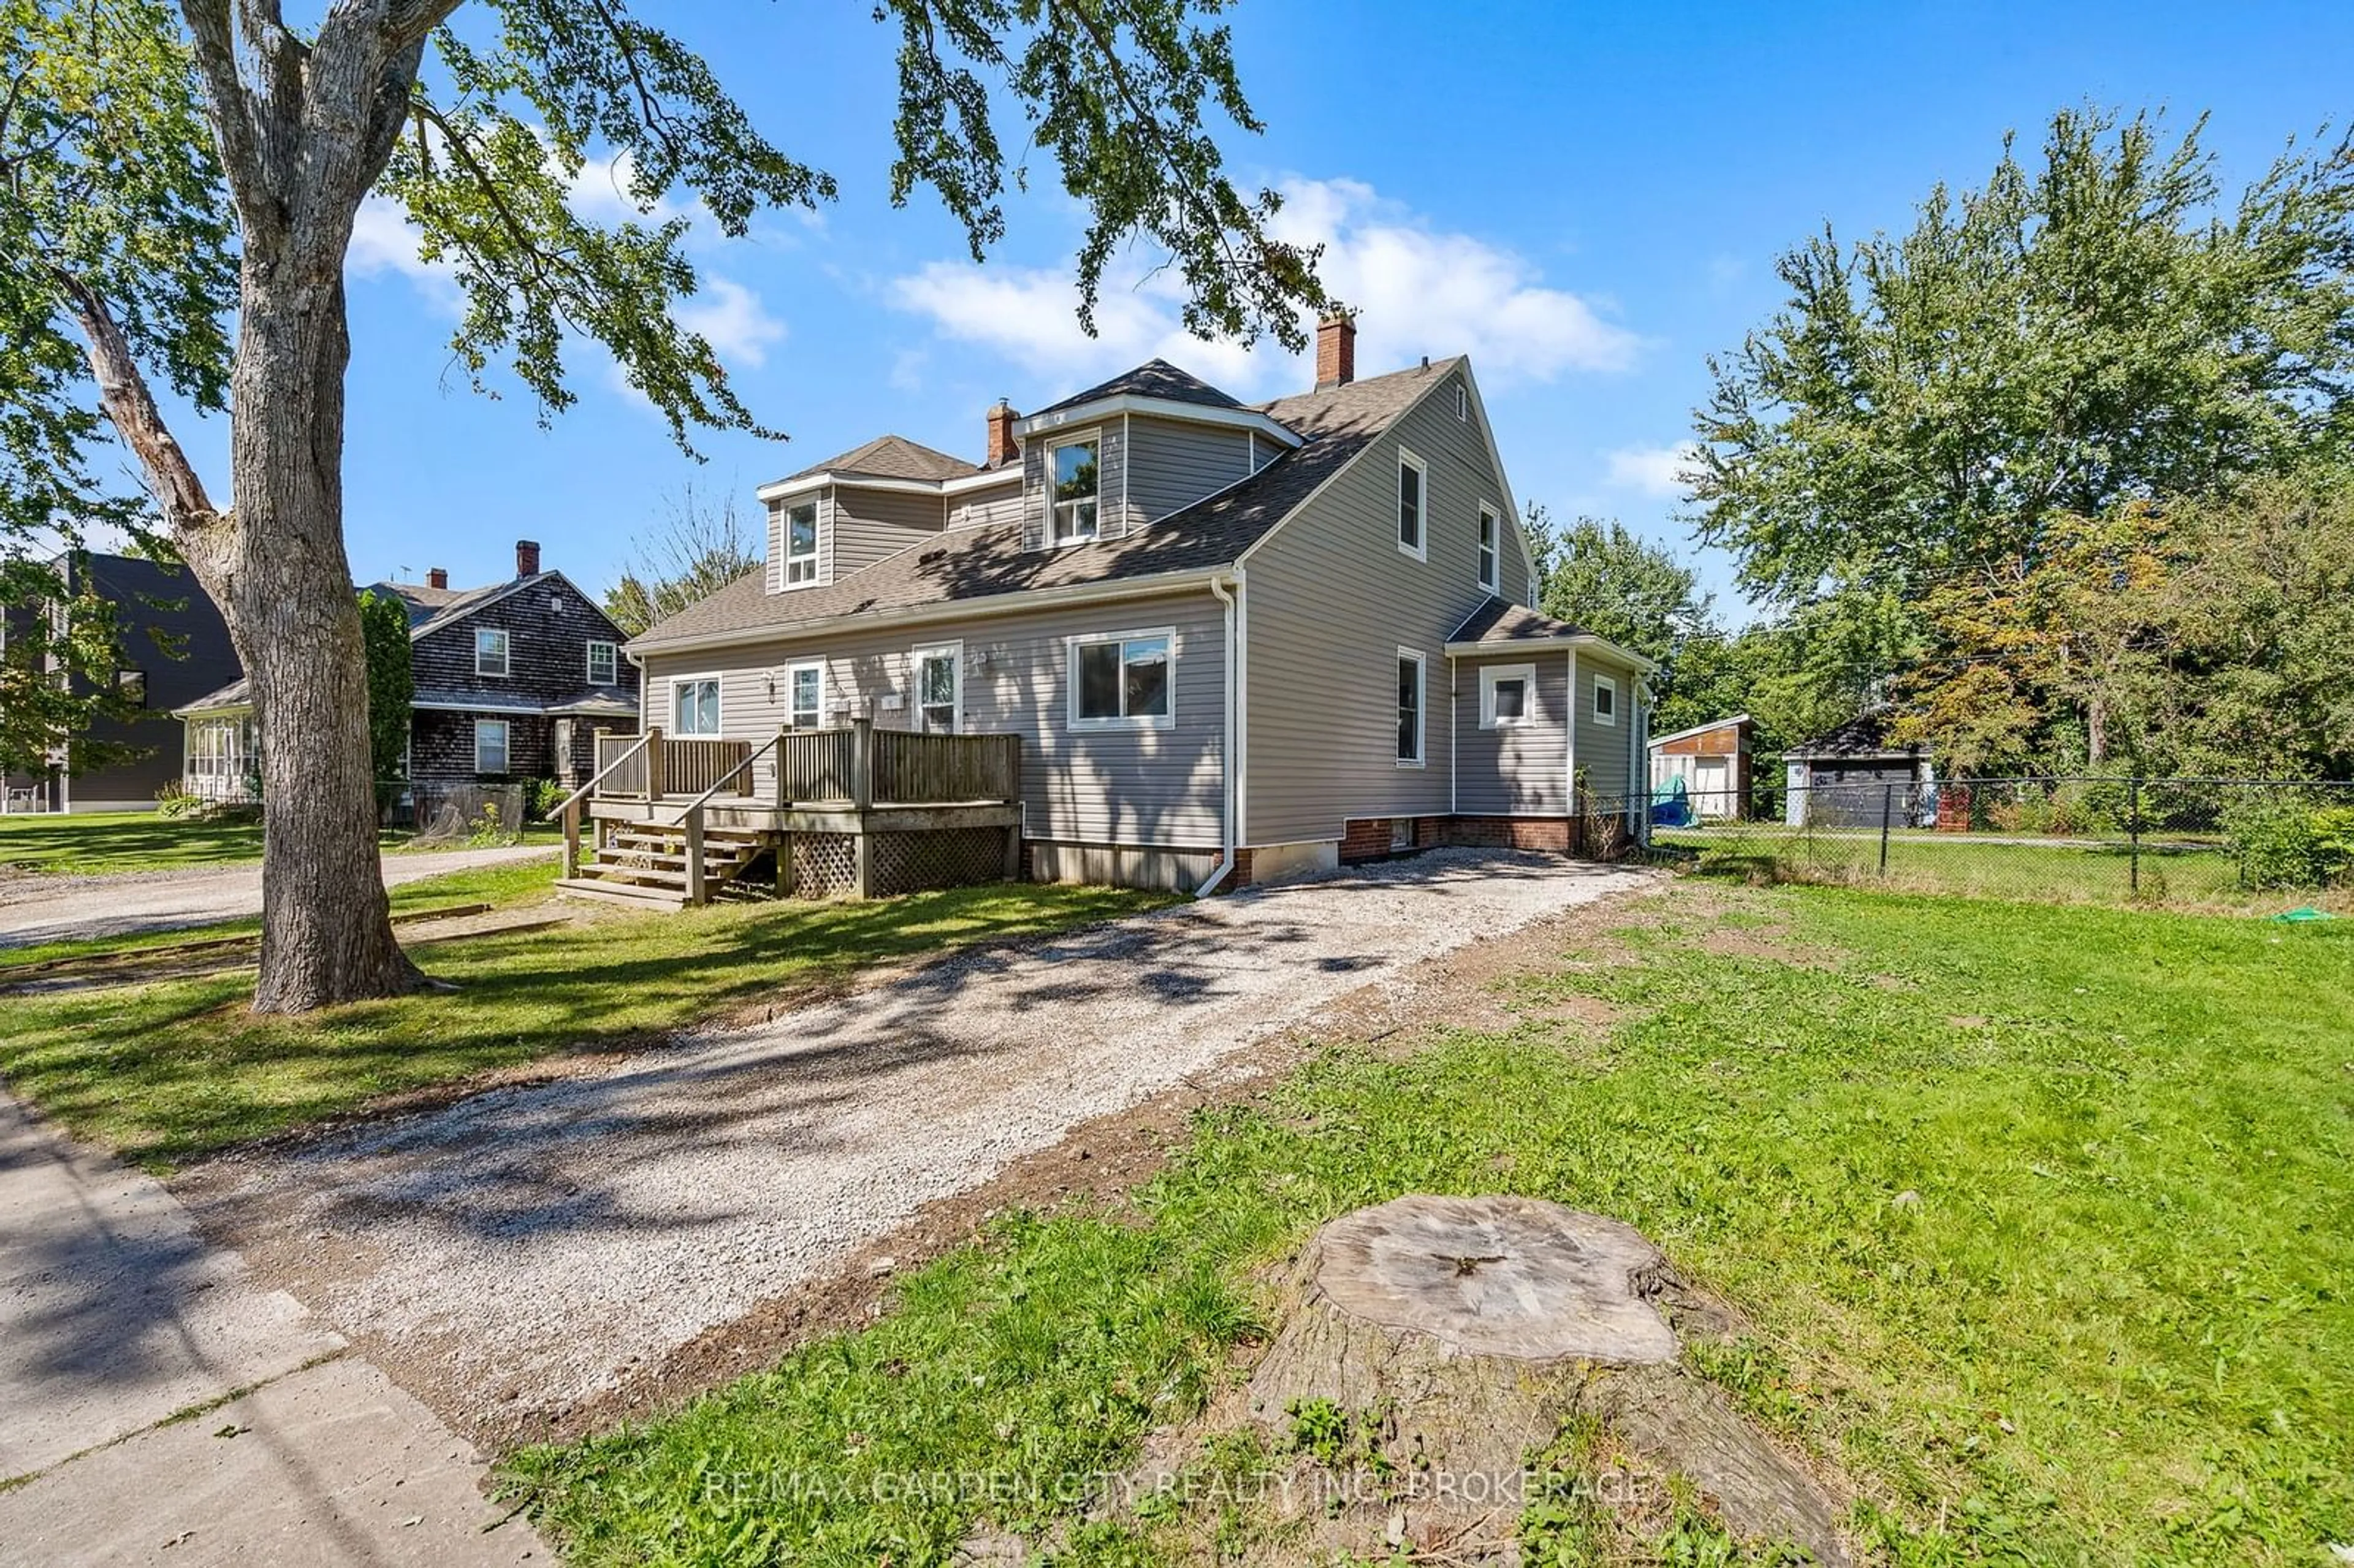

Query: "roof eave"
<box><xmin>1019</xmin><ymin>394</ymin><xmax>1303</xmax><ymax>449</ymax></box>
<box><xmin>1443</xmin><ymin>633</ymin><xmax>1660</xmax><ymax>673</ymax></box>
<box><xmin>627</xmin><ymin>566</ymin><xmax>1226</xmax><ymax>659</ymax></box>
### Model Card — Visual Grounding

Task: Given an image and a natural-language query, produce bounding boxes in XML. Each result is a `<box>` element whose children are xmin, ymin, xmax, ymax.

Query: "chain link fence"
<box><xmin>1588</xmin><ymin>776</ymin><xmax>2354</xmax><ymax>913</ymax></box>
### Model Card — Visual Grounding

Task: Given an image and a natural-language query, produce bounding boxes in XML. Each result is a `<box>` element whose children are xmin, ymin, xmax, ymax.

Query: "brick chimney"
<box><xmin>1315</xmin><ymin>313</ymin><xmax>1357</xmax><ymax>391</ymax></box>
<box><xmin>514</xmin><ymin>539</ymin><xmax>541</xmax><ymax>578</ymax></box>
<box><xmin>985</xmin><ymin>400</ymin><xmax>1020</xmax><ymax>468</ymax></box>
<box><xmin>426</xmin><ymin>566</ymin><xmax>449</xmax><ymax>590</ymax></box>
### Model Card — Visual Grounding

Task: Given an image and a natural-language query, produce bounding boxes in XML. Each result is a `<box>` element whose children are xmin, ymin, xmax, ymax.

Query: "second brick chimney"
<box><xmin>985</xmin><ymin>400</ymin><xmax>1020</xmax><ymax>468</ymax></box>
<box><xmin>515</xmin><ymin>539</ymin><xmax>541</xmax><ymax>579</ymax></box>
<box><xmin>426</xmin><ymin>566</ymin><xmax>449</xmax><ymax>590</ymax></box>
<box><xmin>1315</xmin><ymin>313</ymin><xmax>1357</xmax><ymax>391</ymax></box>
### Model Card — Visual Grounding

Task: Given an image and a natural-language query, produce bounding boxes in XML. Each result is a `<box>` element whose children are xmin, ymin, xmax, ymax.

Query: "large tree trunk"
<box><xmin>228</xmin><ymin>275</ymin><xmax>423</xmax><ymax>1011</ymax></box>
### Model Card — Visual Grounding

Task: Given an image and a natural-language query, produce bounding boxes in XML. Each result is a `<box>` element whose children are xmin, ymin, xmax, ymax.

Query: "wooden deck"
<box><xmin>552</xmin><ymin>720</ymin><xmax>1023</xmax><ymax>905</ymax></box>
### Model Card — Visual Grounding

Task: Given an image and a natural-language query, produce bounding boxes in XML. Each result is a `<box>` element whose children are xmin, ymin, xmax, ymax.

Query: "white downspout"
<box><xmin>1195</xmin><ymin>573</ymin><xmax>1240</xmax><ymax>896</ymax></box>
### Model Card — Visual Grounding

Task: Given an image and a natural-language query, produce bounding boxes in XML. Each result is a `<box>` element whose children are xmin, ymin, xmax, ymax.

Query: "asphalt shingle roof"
<box><xmin>1448</xmin><ymin>599</ymin><xmax>1595</xmax><ymax>646</ymax></box>
<box><xmin>632</xmin><ymin>358</ymin><xmax>1460</xmax><ymax>651</ymax></box>
<box><xmin>1029</xmin><ymin>358</ymin><xmax>1244</xmax><ymax>419</ymax></box>
<box><xmin>1787</xmin><ymin>710</ymin><xmax>1919</xmax><ymax>759</ymax></box>
<box><xmin>783</xmin><ymin>434</ymin><xmax>980</xmax><ymax>485</ymax></box>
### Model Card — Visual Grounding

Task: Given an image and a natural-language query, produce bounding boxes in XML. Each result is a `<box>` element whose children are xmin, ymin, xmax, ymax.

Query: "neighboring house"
<box><xmin>2</xmin><ymin>550</ymin><xmax>243</xmax><ymax>813</ymax></box>
<box><xmin>175</xmin><ymin>541</ymin><xmax>639</xmax><ymax>803</ymax></box>
<box><xmin>1783</xmin><ymin>712</ymin><xmax>1935</xmax><ymax>828</ymax></box>
<box><xmin>1647</xmin><ymin>714</ymin><xmax>1753</xmax><ymax>820</ymax></box>
<box><xmin>622</xmin><ymin>319</ymin><xmax>1655</xmax><ymax>893</ymax></box>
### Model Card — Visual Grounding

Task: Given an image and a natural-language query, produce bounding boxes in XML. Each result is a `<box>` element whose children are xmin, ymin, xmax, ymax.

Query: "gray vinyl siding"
<box><xmin>1241</xmin><ymin>368</ymin><xmax>1531</xmax><ymax>843</ymax></box>
<box><xmin>1022</xmin><ymin>419</ymin><xmax>1133</xmax><ymax>549</ymax></box>
<box><xmin>1452</xmin><ymin>655</ymin><xmax>1569</xmax><ymax>815</ymax></box>
<box><xmin>948</xmin><ymin>477</ymin><xmax>1024</xmax><ymax>531</ymax></box>
<box><xmin>638</xmin><ymin>588</ymin><xmax>1227</xmax><ymax>849</ymax></box>
<box><xmin>1572</xmin><ymin>654</ymin><xmax>1642</xmax><ymax>802</ymax></box>
<box><xmin>1126</xmin><ymin>414</ymin><xmax>1252</xmax><ymax>520</ymax></box>
<box><xmin>830</xmin><ymin>485</ymin><xmax>941</xmax><ymax>579</ymax></box>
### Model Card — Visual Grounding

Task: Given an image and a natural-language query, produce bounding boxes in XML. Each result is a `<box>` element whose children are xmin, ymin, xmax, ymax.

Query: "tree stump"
<box><xmin>1227</xmin><ymin>1195</ymin><xmax>1849</xmax><ymax>1566</ymax></box>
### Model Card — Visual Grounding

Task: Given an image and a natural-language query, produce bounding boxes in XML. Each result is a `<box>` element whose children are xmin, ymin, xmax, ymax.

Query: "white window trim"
<box><xmin>1066</xmin><ymin>626</ymin><xmax>1176</xmax><ymax>731</ymax></box>
<box><xmin>911</xmin><ymin>641</ymin><xmax>964</xmax><ymax>734</ymax></box>
<box><xmin>1479</xmin><ymin>663</ymin><xmax>1537</xmax><ymax>730</ymax></box>
<box><xmin>1455</xmin><ymin>382</ymin><xmax>1470</xmax><ymax>421</ymax></box>
<box><xmin>585</xmin><ymin>639</ymin><xmax>617</xmax><ymax>686</ymax></box>
<box><xmin>1593</xmin><ymin>672</ymin><xmax>1619</xmax><ymax>728</ymax></box>
<box><xmin>472</xmin><ymin>717</ymin><xmax>511</xmax><ymax>773</ymax></box>
<box><xmin>1046</xmin><ymin>433</ymin><xmax>1103</xmax><ymax>547</ymax></box>
<box><xmin>1396</xmin><ymin>446</ymin><xmax>1428</xmax><ymax>561</ymax></box>
<box><xmin>1395</xmin><ymin>647</ymin><xmax>1426</xmax><ymax>768</ymax></box>
<box><xmin>1476</xmin><ymin>502</ymin><xmax>1499</xmax><ymax>592</ymax></box>
<box><xmin>668</xmin><ymin>672</ymin><xmax>723</xmax><ymax>737</ymax></box>
<box><xmin>782</xmin><ymin>500</ymin><xmax>820</xmax><ymax>588</ymax></box>
<box><xmin>474</xmin><ymin>626</ymin><xmax>510</xmax><ymax>678</ymax></box>
<box><xmin>782</xmin><ymin>659</ymin><xmax>826</xmax><ymax>729</ymax></box>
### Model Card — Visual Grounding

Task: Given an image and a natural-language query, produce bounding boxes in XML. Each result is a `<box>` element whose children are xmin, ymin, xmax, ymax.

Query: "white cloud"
<box><xmin>888</xmin><ymin>175</ymin><xmax>1641</xmax><ymax>399</ymax></box>
<box><xmin>346</xmin><ymin>196</ymin><xmax>461</xmax><ymax>312</ymax></box>
<box><xmin>675</xmin><ymin>275</ymin><xmax>785</xmax><ymax>370</ymax></box>
<box><xmin>1604</xmin><ymin>443</ymin><xmax>1701</xmax><ymax>500</ymax></box>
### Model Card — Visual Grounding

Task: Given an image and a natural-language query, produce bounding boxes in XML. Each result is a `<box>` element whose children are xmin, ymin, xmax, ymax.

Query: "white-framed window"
<box><xmin>1479</xmin><ymin>663</ymin><xmax>1537</xmax><ymax>729</ymax></box>
<box><xmin>1396</xmin><ymin>447</ymin><xmax>1427</xmax><ymax>560</ymax></box>
<box><xmin>1395</xmin><ymin>649</ymin><xmax>1425</xmax><ymax>767</ymax></box>
<box><xmin>1477</xmin><ymin>503</ymin><xmax>1499</xmax><ymax>592</ymax></box>
<box><xmin>586</xmin><ymin>639</ymin><xmax>617</xmax><ymax>685</ymax></box>
<box><xmin>474</xmin><ymin>626</ymin><xmax>510</xmax><ymax>677</ymax></box>
<box><xmin>117</xmin><ymin>669</ymin><xmax>148</xmax><ymax>707</ymax></box>
<box><xmin>1049</xmin><ymin>436</ymin><xmax>1101</xmax><ymax>544</ymax></box>
<box><xmin>783</xmin><ymin>660</ymin><xmax>825</xmax><ymax>729</ymax></box>
<box><xmin>1593</xmin><ymin>674</ymin><xmax>1618</xmax><ymax>727</ymax></box>
<box><xmin>913</xmin><ymin>642</ymin><xmax>962</xmax><ymax>734</ymax></box>
<box><xmin>473</xmin><ymin>717</ymin><xmax>510</xmax><ymax>773</ymax></box>
<box><xmin>783</xmin><ymin>501</ymin><xmax>819</xmax><ymax>587</ymax></box>
<box><xmin>670</xmin><ymin>674</ymin><xmax>722</xmax><ymax>736</ymax></box>
<box><xmin>1068</xmin><ymin>628</ymin><xmax>1173</xmax><ymax>729</ymax></box>
<box><xmin>1455</xmin><ymin>382</ymin><xmax>1470</xmax><ymax>422</ymax></box>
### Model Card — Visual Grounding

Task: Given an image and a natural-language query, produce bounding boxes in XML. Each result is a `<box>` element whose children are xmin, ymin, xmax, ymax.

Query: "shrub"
<box><xmin>153</xmin><ymin>782</ymin><xmax>201</xmax><ymax>818</ymax></box>
<box><xmin>527</xmin><ymin>777</ymin><xmax>569</xmax><ymax>819</ymax></box>
<box><xmin>2225</xmin><ymin>799</ymin><xmax>2354</xmax><ymax>889</ymax></box>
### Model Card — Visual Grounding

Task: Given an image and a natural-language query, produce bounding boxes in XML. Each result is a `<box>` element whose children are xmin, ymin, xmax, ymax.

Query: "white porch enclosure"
<box><xmin>182</xmin><ymin>714</ymin><xmax>259</xmax><ymax>803</ymax></box>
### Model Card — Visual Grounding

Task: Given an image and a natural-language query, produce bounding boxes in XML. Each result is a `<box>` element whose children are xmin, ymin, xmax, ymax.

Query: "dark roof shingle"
<box><xmin>633</xmin><ymin>360</ymin><xmax>1459</xmax><ymax>650</ymax></box>
<box><xmin>1447</xmin><ymin>599</ymin><xmax>1594</xmax><ymax>646</ymax></box>
<box><xmin>783</xmin><ymin>434</ymin><xmax>980</xmax><ymax>485</ymax></box>
<box><xmin>1029</xmin><ymin>358</ymin><xmax>1245</xmax><ymax>419</ymax></box>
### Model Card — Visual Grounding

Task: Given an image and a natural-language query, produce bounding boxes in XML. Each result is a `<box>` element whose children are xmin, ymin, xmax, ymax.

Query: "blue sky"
<box><xmin>149</xmin><ymin>1</ymin><xmax>2354</xmax><ymax>618</ymax></box>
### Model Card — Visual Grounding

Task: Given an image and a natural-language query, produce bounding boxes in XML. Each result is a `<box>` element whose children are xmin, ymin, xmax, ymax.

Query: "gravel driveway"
<box><xmin>183</xmin><ymin>851</ymin><xmax>1650</xmax><ymax>1427</ymax></box>
<box><xmin>0</xmin><ymin>845</ymin><xmax>559</xmax><ymax>948</ymax></box>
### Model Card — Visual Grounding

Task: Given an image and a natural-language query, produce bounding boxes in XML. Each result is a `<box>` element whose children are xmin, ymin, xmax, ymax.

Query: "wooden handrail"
<box><xmin>543</xmin><ymin>731</ymin><xmax>652</xmax><ymax>823</ymax></box>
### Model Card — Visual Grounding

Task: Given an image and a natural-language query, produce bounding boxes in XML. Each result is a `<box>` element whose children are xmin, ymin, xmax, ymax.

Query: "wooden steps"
<box><xmin>559</xmin><ymin>818</ymin><xmax>775</xmax><ymax>908</ymax></box>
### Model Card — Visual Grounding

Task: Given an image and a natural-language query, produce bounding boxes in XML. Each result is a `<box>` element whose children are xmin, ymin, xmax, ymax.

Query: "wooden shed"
<box><xmin>1646</xmin><ymin>713</ymin><xmax>1753</xmax><ymax>820</ymax></box>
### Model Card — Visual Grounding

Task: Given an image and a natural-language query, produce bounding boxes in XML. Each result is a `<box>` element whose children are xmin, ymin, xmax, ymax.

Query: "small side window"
<box><xmin>1476</xmin><ymin>504</ymin><xmax>1499</xmax><ymax>592</ymax></box>
<box><xmin>474</xmin><ymin>627</ymin><xmax>510</xmax><ymax>677</ymax></box>
<box><xmin>1479</xmin><ymin>664</ymin><xmax>1537</xmax><ymax>729</ymax></box>
<box><xmin>1396</xmin><ymin>448</ymin><xmax>1427</xmax><ymax>560</ymax></box>
<box><xmin>586</xmin><ymin>640</ymin><xmax>617</xmax><ymax>685</ymax></box>
<box><xmin>1594</xmin><ymin>675</ymin><xmax>1618</xmax><ymax>728</ymax></box>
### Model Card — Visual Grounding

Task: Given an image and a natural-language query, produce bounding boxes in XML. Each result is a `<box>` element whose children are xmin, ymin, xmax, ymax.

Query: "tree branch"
<box><xmin>176</xmin><ymin>0</ymin><xmax>272</xmax><ymax>229</ymax></box>
<box><xmin>54</xmin><ymin>268</ymin><xmax>218</xmax><ymax>533</ymax></box>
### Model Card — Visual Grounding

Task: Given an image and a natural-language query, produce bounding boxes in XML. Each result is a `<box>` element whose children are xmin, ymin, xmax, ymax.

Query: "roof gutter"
<box><xmin>627</xmin><ymin>566</ymin><xmax>1227</xmax><ymax>661</ymax></box>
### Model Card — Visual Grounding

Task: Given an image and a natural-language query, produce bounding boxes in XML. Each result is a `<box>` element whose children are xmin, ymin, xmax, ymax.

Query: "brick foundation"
<box><xmin>1434</xmin><ymin>815</ymin><xmax>1574</xmax><ymax>854</ymax></box>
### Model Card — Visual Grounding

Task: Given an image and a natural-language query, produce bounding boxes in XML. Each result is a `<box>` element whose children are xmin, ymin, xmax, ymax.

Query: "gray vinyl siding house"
<box><xmin>627</xmin><ymin>325</ymin><xmax>1653</xmax><ymax>892</ymax></box>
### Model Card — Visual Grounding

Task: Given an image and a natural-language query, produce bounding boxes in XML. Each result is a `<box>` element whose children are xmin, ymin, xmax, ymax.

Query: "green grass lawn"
<box><xmin>502</xmin><ymin>885</ymin><xmax>2354</xmax><ymax>1566</ymax></box>
<box><xmin>0</xmin><ymin>878</ymin><xmax>1160</xmax><ymax>1170</ymax></box>
<box><xmin>0</xmin><ymin>808</ymin><xmax>560</xmax><ymax>875</ymax></box>
<box><xmin>1659</xmin><ymin>821</ymin><xmax>2348</xmax><ymax>913</ymax></box>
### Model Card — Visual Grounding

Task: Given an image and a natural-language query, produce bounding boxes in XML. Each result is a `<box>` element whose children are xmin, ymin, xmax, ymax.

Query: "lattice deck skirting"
<box><xmin>789</xmin><ymin>832</ymin><xmax>860</xmax><ymax>899</ymax></box>
<box><xmin>785</xmin><ymin>826</ymin><xmax>1011</xmax><ymax>899</ymax></box>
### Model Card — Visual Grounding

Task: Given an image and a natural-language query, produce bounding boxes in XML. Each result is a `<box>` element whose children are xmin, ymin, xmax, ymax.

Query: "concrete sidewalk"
<box><xmin>0</xmin><ymin>1092</ymin><xmax>542</xmax><ymax>1566</ymax></box>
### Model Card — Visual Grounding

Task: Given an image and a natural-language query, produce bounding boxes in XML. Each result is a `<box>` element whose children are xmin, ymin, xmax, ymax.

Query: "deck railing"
<box><xmin>591</xmin><ymin>718</ymin><xmax>1021</xmax><ymax>810</ymax></box>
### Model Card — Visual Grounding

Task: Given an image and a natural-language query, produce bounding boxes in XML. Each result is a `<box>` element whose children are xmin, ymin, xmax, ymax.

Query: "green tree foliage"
<box><xmin>1895</xmin><ymin>476</ymin><xmax>2354</xmax><ymax>777</ymax></box>
<box><xmin>357</xmin><ymin>588</ymin><xmax>413</xmax><ymax>785</ymax></box>
<box><xmin>0</xmin><ymin>553</ymin><xmax>144</xmax><ymax>777</ymax></box>
<box><xmin>1527</xmin><ymin>504</ymin><xmax>1713</xmax><ymax>677</ymax></box>
<box><xmin>1692</xmin><ymin>106</ymin><xmax>2354</xmax><ymax>608</ymax></box>
<box><xmin>603</xmin><ymin>482</ymin><xmax>761</xmax><ymax>637</ymax></box>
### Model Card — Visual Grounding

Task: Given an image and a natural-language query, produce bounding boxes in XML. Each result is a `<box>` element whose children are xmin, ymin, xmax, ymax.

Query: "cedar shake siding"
<box><xmin>638</xmin><ymin>589</ymin><xmax>1228</xmax><ymax>851</ymax></box>
<box><xmin>1241</xmin><ymin>365</ymin><xmax>1533</xmax><ymax>845</ymax></box>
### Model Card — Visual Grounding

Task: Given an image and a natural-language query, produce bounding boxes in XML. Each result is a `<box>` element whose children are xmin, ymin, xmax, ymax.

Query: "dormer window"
<box><xmin>783</xmin><ymin>501</ymin><xmax>819</xmax><ymax>587</ymax></box>
<box><xmin>1050</xmin><ymin>437</ymin><xmax>1100</xmax><ymax>544</ymax></box>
